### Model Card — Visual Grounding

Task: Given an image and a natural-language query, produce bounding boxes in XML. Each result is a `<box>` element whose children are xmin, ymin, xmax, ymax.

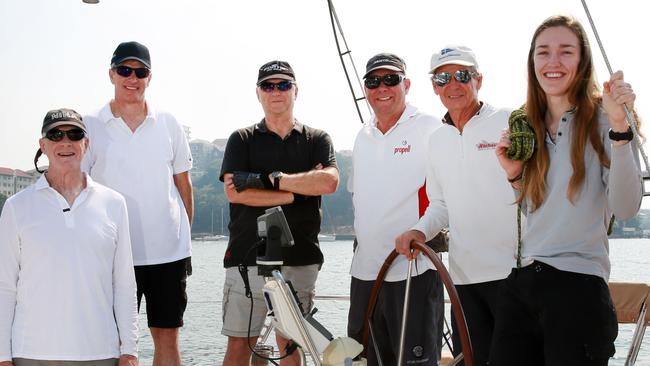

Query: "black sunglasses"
<box><xmin>364</xmin><ymin>74</ymin><xmax>404</xmax><ymax>89</ymax></box>
<box><xmin>431</xmin><ymin>69</ymin><xmax>478</xmax><ymax>87</ymax></box>
<box><xmin>114</xmin><ymin>65</ymin><xmax>151</xmax><ymax>79</ymax></box>
<box><xmin>258</xmin><ymin>81</ymin><xmax>294</xmax><ymax>92</ymax></box>
<box><xmin>45</xmin><ymin>128</ymin><xmax>86</xmax><ymax>142</ymax></box>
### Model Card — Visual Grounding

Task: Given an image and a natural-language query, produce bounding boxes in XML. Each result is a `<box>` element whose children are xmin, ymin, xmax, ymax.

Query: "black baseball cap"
<box><xmin>364</xmin><ymin>53</ymin><xmax>406</xmax><ymax>78</ymax></box>
<box><xmin>111</xmin><ymin>41</ymin><xmax>151</xmax><ymax>69</ymax></box>
<box><xmin>257</xmin><ymin>60</ymin><xmax>295</xmax><ymax>85</ymax></box>
<box><xmin>41</xmin><ymin>108</ymin><xmax>86</xmax><ymax>136</ymax></box>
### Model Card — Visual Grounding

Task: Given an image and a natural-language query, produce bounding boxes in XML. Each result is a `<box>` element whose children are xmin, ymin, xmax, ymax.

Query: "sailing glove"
<box><xmin>232</xmin><ymin>171</ymin><xmax>273</xmax><ymax>192</ymax></box>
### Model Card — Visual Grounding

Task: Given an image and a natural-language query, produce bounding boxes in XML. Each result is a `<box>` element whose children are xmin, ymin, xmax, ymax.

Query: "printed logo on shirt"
<box><xmin>394</xmin><ymin>140</ymin><xmax>411</xmax><ymax>155</ymax></box>
<box><xmin>476</xmin><ymin>140</ymin><xmax>498</xmax><ymax>151</ymax></box>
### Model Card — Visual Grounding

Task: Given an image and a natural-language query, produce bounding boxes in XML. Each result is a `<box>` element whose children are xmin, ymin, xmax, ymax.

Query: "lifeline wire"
<box><xmin>580</xmin><ymin>0</ymin><xmax>650</xmax><ymax>174</ymax></box>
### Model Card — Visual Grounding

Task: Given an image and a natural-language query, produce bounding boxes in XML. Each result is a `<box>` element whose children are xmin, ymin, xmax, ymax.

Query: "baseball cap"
<box><xmin>41</xmin><ymin>108</ymin><xmax>86</xmax><ymax>136</ymax></box>
<box><xmin>257</xmin><ymin>60</ymin><xmax>295</xmax><ymax>85</ymax></box>
<box><xmin>111</xmin><ymin>41</ymin><xmax>151</xmax><ymax>69</ymax></box>
<box><xmin>363</xmin><ymin>53</ymin><xmax>406</xmax><ymax>78</ymax></box>
<box><xmin>429</xmin><ymin>45</ymin><xmax>478</xmax><ymax>74</ymax></box>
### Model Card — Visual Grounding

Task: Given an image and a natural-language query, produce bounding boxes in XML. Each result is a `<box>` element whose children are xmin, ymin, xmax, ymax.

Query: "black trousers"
<box><xmin>489</xmin><ymin>261</ymin><xmax>617</xmax><ymax>366</ymax></box>
<box><xmin>451</xmin><ymin>279</ymin><xmax>503</xmax><ymax>366</ymax></box>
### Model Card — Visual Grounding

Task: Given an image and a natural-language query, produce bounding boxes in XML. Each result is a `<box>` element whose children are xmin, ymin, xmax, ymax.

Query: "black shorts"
<box><xmin>347</xmin><ymin>270</ymin><xmax>444</xmax><ymax>366</ymax></box>
<box><xmin>489</xmin><ymin>261</ymin><xmax>617</xmax><ymax>366</ymax></box>
<box><xmin>134</xmin><ymin>257</ymin><xmax>192</xmax><ymax>328</ymax></box>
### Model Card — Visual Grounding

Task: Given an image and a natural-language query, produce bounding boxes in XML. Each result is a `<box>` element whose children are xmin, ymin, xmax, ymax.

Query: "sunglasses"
<box><xmin>45</xmin><ymin>128</ymin><xmax>86</xmax><ymax>142</ymax></box>
<box><xmin>431</xmin><ymin>69</ymin><xmax>479</xmax><ymax>87</ymax></box>
<box><xmin>114</xmin><ymin>65</ymin><xmax>151</xmax><ymax>79</ymax></box>
<box><xmin>258</xmin><ymin>81</ymin><xmax>294</xmax><ymax>92</ymax></box>
<box><xmin>364</xmin><ymin>74</ymin><xmax>404</xmax><ymax>89</ymax></box>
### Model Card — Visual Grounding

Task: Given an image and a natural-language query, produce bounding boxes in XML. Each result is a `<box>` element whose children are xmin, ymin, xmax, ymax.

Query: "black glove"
<box><xmin>232</xmin><ymin>171</ymin><xmax>273</xmax><ymax>192</ymax></box>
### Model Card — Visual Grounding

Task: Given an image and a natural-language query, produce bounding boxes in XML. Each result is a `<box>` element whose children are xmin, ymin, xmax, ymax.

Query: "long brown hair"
<box><xmin>520</xmin><ymin>15</ymin><xmax>609</xmax><ymax>210</ymax></box>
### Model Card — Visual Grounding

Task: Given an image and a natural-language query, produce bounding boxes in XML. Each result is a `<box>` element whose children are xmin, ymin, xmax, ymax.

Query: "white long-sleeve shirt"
<box><xmin>0</xmin><ymin>175</ymin><xmax>138</xmax><ymax>361</ymax></box>
<box><xmin>412</xmin><ymin>103</ymin><xmax>519</xmax><ymax>285</ymax></box>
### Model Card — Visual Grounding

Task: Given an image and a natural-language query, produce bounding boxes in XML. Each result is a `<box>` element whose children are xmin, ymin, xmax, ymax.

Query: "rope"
<box><xmin>506</xmin><ymin>107</ymin><xmax>535</xmax><ymax>268</ymax></box>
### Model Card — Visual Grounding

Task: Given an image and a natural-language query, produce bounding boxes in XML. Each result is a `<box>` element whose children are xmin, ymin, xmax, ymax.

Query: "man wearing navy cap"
<box><xmin>347</xmin><ymin>53</ymin><xmax>445</xmax><ymax>365</ymax></box>
<box><xmin>219</xmin><ymin>60</ymin><xmax>339</xmax><ymax>365</ymax></box>
<box><xmin>82</xmin><ymin>41</ymin><xmax>193</xmax><ymax>366</ymax></box>
<box><xmin>0</xmin><ymin>109</ymin><xmax>138</xmax><ymax>366</ymax></box>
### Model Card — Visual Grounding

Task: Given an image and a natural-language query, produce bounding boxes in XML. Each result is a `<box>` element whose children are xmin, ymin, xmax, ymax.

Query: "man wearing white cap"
<box><xmin>396</xmin><ymin>46</ymin><xmax>519</xmax><ymax>366</ymax></box>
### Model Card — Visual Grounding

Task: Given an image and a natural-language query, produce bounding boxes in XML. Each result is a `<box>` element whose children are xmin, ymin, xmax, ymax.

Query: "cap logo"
<box><xmin>49</xmin><ymin>110</ymin><xmax>78</xmax><ymax>121</ymax></box>
<box><xmin>371</xmin><ymin>57</ymin><xmax>395</xmax><ymax>66</ymax></box>
<box><xmin>440</xmin><ymin>48</ymin><xmax>455</xmax><ymax>55</ymax></box>
<box><xmin>262</xmin><ymin>64</ymin><xmax>288</xmax><ymax>73</ymax></box>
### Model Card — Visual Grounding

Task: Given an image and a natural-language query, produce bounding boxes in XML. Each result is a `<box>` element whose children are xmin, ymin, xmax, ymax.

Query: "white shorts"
<box><xmin>221</xmin><ymin>264</ymin><xmax>319</xmax><ymax>338</ymax></box>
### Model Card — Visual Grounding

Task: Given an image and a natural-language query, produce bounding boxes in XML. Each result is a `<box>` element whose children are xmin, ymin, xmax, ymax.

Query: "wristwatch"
<box><xmin>270</xmin><ymin>171</ymin><xmax>284</xmax><ymax>190</ymax></box>
<box><xmin>609</xmin><ymin>126</ymin><xmax>633</xmax><ymax>142</ymax></box>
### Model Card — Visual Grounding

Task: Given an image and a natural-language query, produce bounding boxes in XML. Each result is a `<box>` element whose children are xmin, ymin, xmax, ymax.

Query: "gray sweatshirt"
<box><xmin>520</xmin><ymin>108</ymin><xmax>642</xmax><ymax>280</ymax></box>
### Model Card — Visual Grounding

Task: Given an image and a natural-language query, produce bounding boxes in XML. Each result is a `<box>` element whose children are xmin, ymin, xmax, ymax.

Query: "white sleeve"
<box><xmin>411</xmin><ymin>138</ymin><xmax>449</xmax><ymax>240</ymax></box>
<box><xmin>0</xmin><ymin>202</ymin><xmax>19</xmax><ymax>361</ymax></box>
<box><xmin>170</xmin><ymin>117</ymin><xmax>193</xmax><ymax>174</ymax></box>
<box><xmin>112</xmin><ymin>199</ymin><xmax>138</xmax><ymax>356</ymax></box>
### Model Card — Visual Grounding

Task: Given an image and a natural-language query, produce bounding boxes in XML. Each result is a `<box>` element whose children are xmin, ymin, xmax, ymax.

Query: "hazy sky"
<box><xmin>1</xmin><ymin>0</ymin><xmax>648</xmax><ymax>172</ymax></box>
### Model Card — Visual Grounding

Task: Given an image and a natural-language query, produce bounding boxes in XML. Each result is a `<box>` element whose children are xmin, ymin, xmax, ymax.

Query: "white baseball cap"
<box><xmin>429</xmin><ymin>45</ymin><xmax>478</xmax><ymax>74</ymax></box>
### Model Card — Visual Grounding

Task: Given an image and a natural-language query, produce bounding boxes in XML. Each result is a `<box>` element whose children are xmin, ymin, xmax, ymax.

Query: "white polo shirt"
<box><xmin>351</xmin><ymin>104</ymin><xmax>442</xmax><ymax>282</ymax></box>
<box><xmin>0</xmin><ymin>175</ymin><xmax>137</xmax><ymax>361</ymax></box>
<box><xmin>82</xmin><ymin>102</ymin><xmax>193</xmax><ymax>265</ymax></box>
<box><xmin>412</xmin><ymin>103</ymin><xmax>519</xmax><ymax>285</ymax></box>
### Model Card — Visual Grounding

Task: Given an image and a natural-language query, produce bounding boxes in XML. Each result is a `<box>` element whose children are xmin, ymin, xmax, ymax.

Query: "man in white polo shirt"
<box><xmin>347</xmin><ymin>53</ymin><xmax>444</xmax><ymax>366</ymax></box>
<box><xmin>0</xmin><ymin>108</ymin><xmax>137</xmax><ymax>366</ymax></box>
<box><xmin>396</xmin><ymin>45</ymin><xmax>519</xmax><ymax>366</ymax></box>
<box><xmin>82</xmin><ymin>41</ymin><xmax>193</xmax><ymax>366</ymax></box>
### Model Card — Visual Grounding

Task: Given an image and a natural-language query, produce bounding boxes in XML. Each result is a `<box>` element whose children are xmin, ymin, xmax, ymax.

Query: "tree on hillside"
<box><xmin>0</xmin><ymin>193</ymin><xmax>6</xmax><ymax>214</ymax></box>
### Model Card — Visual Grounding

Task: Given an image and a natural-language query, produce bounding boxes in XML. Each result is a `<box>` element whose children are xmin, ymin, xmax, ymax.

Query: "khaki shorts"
<box><xmin>221</xmin><ymin>264</ymin><xmax>319</xmax><ymax>338</ymax></box>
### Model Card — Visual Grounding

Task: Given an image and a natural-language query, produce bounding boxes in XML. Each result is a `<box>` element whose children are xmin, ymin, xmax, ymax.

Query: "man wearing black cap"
<box><xmin>0</xmin><ymin>109</ymin><xmax>138</xmax><ymax>366</ymax></box>
<box><xmin>347</xmin><ymin>53</ymin><xmax>445</xmax><ymax>365</ymax></box>
<box><xmin>219</xmin><ymin>60</ymin><xmax>339</xmax><ymax>365</ymax></box>
<box><xmin>82</xmin><ymin>42</ymin><xmax>193</xmax><ymax>366</ymax></box>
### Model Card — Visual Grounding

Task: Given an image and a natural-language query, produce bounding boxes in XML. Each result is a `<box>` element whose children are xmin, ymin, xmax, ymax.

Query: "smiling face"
<box><xmin>365</xmin><ymin>68</ymin><xmax>410</xmax><ymax>121</ymax></box>
<box><xmin>432</xmin><ymin>64</ymin><xmax>481</xmax><ymax>115</ymax></box>
<box><xmin>109</xmin><ymin>59</ymin><xmax>151</xmax><ymax>103</ymax></box>
<box><xmin>39</xmin><ymin>125</ymin><xmax>88</xmax><ymax>172</ymax></box>
<box><xmin>533</xmin><ymin>26</ymin><xmax>581</xmax><ymax>100</ymax></box>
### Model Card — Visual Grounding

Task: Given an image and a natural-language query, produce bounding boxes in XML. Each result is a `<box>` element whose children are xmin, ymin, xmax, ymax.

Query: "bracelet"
<box><xmin>507</xmin><ymin>172</ymin><xmax>523</xmax><ymax>183</ymax></box>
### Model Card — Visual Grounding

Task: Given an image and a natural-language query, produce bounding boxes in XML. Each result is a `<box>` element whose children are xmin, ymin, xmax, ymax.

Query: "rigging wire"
<box><xmin>579</xmin><ymin>0</ymin><xmax>650</xmax><ymax>174</ymax></box>
<box><xmin>326</xmin><ymin>0</ymin><xmax>371</xmax><ymax>124</ymax></box>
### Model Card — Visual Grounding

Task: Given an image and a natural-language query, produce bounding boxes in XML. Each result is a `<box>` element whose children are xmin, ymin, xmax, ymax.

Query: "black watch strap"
<box><xmin>609</xmin><ymin>126</ymin><xmax>633</xmax><ymax>141</ymax></box>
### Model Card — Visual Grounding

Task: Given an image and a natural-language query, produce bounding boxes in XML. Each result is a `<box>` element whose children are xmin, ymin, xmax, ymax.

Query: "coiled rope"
<box><xmin>506</xmin><ymin>107</ymin><xmax>535</xmax><ymax>268</ymax></box>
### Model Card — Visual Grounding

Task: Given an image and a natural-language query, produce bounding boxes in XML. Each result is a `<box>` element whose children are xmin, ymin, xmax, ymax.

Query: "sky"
<box><xmin>0</xmin><ymin>0</ymin><xmax>648</xmax><ymax>172</ymax></box>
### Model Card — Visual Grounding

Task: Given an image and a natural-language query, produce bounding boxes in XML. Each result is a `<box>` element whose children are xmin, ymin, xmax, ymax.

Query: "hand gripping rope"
<box><xmin>506</xmin><ymin>107</ymin><xmax>536</xmax><ymax>268</ymax></box>
<box><xmin>580</xmin><ymin>0</ymin><xmax>650</xmax><ymax>174</ymax></box>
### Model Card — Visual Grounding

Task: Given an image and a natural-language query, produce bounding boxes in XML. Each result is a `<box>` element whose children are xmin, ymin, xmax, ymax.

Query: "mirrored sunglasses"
<box><xmin>258</xmin><ymin>81</ymin><xmax>294</xmax><ymax>92</ymax></box>
<box><xmin>431</xmin><ymin>69</ymin><xmax>478</xmax><ymax>87</ymax></box>
<box><xmin>114</xmin><ymin>65</ymin><xmax>151</xmax><ymax>79</ymax></box>
<box><xmin>364</xmin><ymin>74</ymin><xmax>404</xmax><ymax>89</ymax></box>
<box><xmin>45</xmin><ymin>128</ymin><xmax>86</xmax><ymax>142</ymax></box>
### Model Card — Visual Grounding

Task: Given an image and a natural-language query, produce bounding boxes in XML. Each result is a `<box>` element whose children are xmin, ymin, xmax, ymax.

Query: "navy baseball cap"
<box><xmin>111</xmin><ymin>41</ymin><xmax>151</xmax><ymax>69</ymax></box>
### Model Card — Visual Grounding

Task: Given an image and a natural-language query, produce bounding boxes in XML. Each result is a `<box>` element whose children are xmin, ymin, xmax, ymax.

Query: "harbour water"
<box><xmin>137</xmin><ymin>239</ymin><xmax>650</xmax><ymax>365</ymax></box>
